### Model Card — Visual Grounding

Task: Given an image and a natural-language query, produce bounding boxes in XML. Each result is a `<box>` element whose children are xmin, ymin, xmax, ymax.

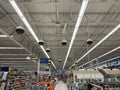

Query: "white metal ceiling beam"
<box><xmin>0</xmin><ymin>61</ymin><xmax>33</xmax><ymax>63</ymax></box>
<box><xmin>0</xmin><ymin>35</ymin><xmax>7</xmax><ymax>37</ymax></box>
<box><xmin>0</xmin><ymin>54</ymin><xmax>32</xmax><ymax>56</ymax></box>
<box><xmin>9</xmin><ymin>0</ymin><xmax>56</xmax><ymax>69</ymax></box>
<box><xmin>62</xmin><ymin>0</ymin><xmax>89</xmax><ymax>69</ymax></box>
<box><xmin>0</xmin><ymin>58</ymin><xmax>38</xmax><ymax>59</ymax></box>
<box><xmin>0</xmin><ymin>47</ymin><xmax>24</xmax><ymax>49</ymax></box>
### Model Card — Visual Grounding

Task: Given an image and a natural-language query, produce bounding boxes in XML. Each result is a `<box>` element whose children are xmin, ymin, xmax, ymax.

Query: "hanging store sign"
<box><xmin>40</xmin><ymin>58</ymin><xmax>50</xmax><ymax>63</ymax></box>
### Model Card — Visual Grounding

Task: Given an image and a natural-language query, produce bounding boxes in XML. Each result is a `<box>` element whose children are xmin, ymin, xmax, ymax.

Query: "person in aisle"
<box><xmin>54</xmin><ymin>74</ymin><xmax>68</xmax><ymax>90</ymax></box>
<box><xmin>71</xmin><ymin>81</ymin><xmax>76</xmax><ymax>90</ymax></box>
<box><xmin>87</xmin><ymin>81</ymin><xmax>93</xmax><ymax>90</ymax></box>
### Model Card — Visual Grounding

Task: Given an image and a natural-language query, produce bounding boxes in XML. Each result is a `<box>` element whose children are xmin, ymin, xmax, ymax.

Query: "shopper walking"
<box><xmin>71</xmin><ymin>81</ymin><xmax>76</xmax><ymax>90</ymax></box>
<box><xmin>54</xmin><ymin>74</ymin><xmax>68</xmax><ymax>90</ymax></box>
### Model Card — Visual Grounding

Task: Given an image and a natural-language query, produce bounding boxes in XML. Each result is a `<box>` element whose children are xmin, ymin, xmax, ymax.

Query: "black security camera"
<box><xmin>38</xmin><ymin>39</ymin><xmax>44</xmax><ymax>45</ymax></box>
<box><xmin>87</xmin><ymin>39</ymin><xmax>93</xmax><ymax>45</ymax></box>
<box><xmin>46</xmin><ymin>48</ymin><xmax>51</xmax><ymax>52</ymax></box>
<box><xmin>58</xmin><ymin>59</ymin><xmax>62</xmax><ymax>62</ymax></box>
<box><xmin>16</xmin><ymin>26</ymin><xmax>25</xmax><ymax>34</ymax></box>
<box><xmin>61</xmin><ymin>40</ymin><xmax>68</xmax><ymax>46</ymax></box>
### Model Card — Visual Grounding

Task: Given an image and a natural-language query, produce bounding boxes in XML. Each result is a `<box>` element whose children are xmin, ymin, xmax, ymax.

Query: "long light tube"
<box><xmin>51</xmin><ymin>61</ymin><xmax>56</xmax><ymax>69</ymax></box>
<box><xmin>98</xmin><ymin>46</ymin><xmax>120</xmax><ymax>58</ymax></box>
<box><xmin>40</xmin><ymin>46</ymin><xmax>50</xmax><ymax>58</ymax></box>
<box><xmin>9</xmin><ymin>0</ymin><xmax>56</xmax><ymax>68</ymax></box>
<box><xmin>9</xmin><ymin>0</ymin><xmax>39</xmax><ymax>42</ymax></box>
<box><xmin>87</xmin><ymin>56</ymin><xmax>120</xmax><ymax>69</ymax></box>
<box><xmin>0</xmin><ymin>35</ymin><xmax>7</xmax><ymax>38</ymax></box>
<box><xmin>69</xmin><ymin>24</ymin><xmax>120</xmax><ymax>69</ymax></box>
<box><xmin>98</xmin><ymin>56</ymin><xmax>120</xmax><ymax>66</ymax></box>
<box><xmin>0</xmin><ymin>58</ymin><xmax>38</xmax><ymax>60</ymax></box>
<box><xmin>40</xmin><ymin>45</ymin><xmax>56</xmax><ymax>69</ymax></box>
<box><xmin>78</xmin><ymin>45</ymin><xmax>120</xmax><ymax>68</ymax></box>
<box><xmin>62</xmin><ymin>0</ymin><xmax>89</xmax><ymax>69</ymax></box>
<box><xmin>69</xmin><ymin>23</ymin><xmax>120</xmax><ymax>69</ymax></box>
<box><xmin>0</xmin><ymin>47</ymin><xmax>24</xmax><ymax>49</ymax></box>
<box><xmin>0</xmin><ymin>54</ymin><xmax>32</xmax><ymax>56</ymax></box>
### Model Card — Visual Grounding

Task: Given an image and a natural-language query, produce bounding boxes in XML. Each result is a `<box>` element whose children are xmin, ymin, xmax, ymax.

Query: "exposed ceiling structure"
<box><xmin>0</xmin><ymin>0</ymin><xmax>120</xmax><ymax>70</ymax></box>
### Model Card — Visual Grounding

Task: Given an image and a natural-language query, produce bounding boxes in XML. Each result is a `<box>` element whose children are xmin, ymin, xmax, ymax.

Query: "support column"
<box><xmin>37</xmin><ymin>59</ymin><xmax>40</xmax><ymax>82</ymax></box>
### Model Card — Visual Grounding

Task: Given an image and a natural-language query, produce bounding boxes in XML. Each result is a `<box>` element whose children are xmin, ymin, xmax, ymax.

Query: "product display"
<box><xmin>8</xmin><ymin>72</ymin><xmax>28</xmax><ymax>90</ymax></box>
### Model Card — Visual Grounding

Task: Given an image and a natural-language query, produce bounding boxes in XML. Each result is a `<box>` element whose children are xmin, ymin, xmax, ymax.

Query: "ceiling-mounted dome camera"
<box><xmin>46</xmin><ymin>48</ymin><xmax>51</xmax><ymax>52</ymax></box>
<box><xmin>26</xmin><ymin>56</ymin><xmax>31</xmax><ymax>60</ymax></box>
<box><xmin>61</xmin><ymin>40</ymin><xmax>68</xmax><ymax>46</ymax></box>
<box><xmin>16</xmin><ymin>26</ymin><xmax>25</xmax><ymax>34</ymax></box>
<box><xmin>58</xmin><ymin>59</ymin><xmax>62</xmax><ymax>62</ymax></box>
<box><xmin>38</xmin><ymin>39</ymin><xmax>44</xmax><ymax>45</ymax></box>
<box><xmin>87</xmin><ymin>39</ymin><xmax>93</xmax><ymax>45</ymax></box>
<box><xmin>48</xmin><ymin>60</ymin><xmax>51</xmax><ymax>64</ymax></box>
<box><xmin>48</xmin><ymin>60</ymin><xmax>51</xmax><ymax>63</ymax></box>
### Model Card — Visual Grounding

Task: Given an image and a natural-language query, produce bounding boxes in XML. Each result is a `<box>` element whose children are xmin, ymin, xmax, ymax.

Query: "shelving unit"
<box><xmin>0</xmin><ymin>72</ymin><xmax>8</xmax><ymax>90</ymax></box>
<box><xmin>8</xmin><ymin>72</ymin><xmax>29</xmax><ymax>90</ymax></box>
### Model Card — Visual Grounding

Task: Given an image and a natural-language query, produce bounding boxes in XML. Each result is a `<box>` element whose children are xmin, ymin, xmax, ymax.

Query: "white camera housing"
<box><xmin>26</xmin><ymin>56</ymin><xmax>31</xmax><ymax>60</ymax></box>
<box><xmin>87</xmin><ymin>39</ymin><xmax>93</xmax><ymax>45</ymax></box>
<box><xmin>39</xmin><ymin>39</ymin><xmax>45</xmax><ymax>45</ymax></box>
<box><xmin>46</xmin><ymin>48</ymin><xmax>51</xmax><ymax>52</ymax></box>
<box><xmin>61</xmin><ymin>40</ymin><xmax>68</xmax><ymax>46</ymax></box>
<box><xmin>16</xmin><ymin>26</ymin><xmax>25</xmax><ymax>34</ymax></box>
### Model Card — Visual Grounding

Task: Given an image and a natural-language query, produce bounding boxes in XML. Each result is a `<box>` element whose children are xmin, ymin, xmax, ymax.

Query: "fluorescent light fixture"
<box><xmin>0</xmin><ymin>47</ymin><xmax>24</xmax><ymax>49</ymax></box>
<box><xmin>9</xmin><ymin>0</ymin><xmax>39</xmax><ymax>42</ymax></box>
<box><xmin>0</xmin><ymin>35</ymin><xmax>7</xmax><ymax>37</ymax></box>
<box><xmin>69</xmin><ymin>23</ymin><xmax>120</xmax><ymax>69</ymax></box>
<box><xmin>98</xmin><ymin>56</ymin><xmax>120</xmax><ymax>66</ymax></box>
<box><xmin>98</xmin><ymin>46</ymin><xmax>120</xmax><ymax>58</ymax></box>
<box><xmin>51</xmin><ymin>61</ymin><xmax>56</xmax><ymax>69</ymax></box>
<box><xmin>78</xmin><ymin>46</ymin><xmax>120</xmax><ymax>68</ymax></box>
<box><xmin>40</xmin><ymin>45</ymin><xmax>50</xmax><ymax>58</ymax></box>
<box><xmin>62</xmin><ymin>0</ymin><xmax>89</xmax><ymax>69</ymax></box>
<box><xmin>9</xmin><ymin>0</ymin><xmax>56</xmax><ymax>69</ymax></box>
<box><xmin>87</xmin><ymin>56</ymin><xmax>120</xmax><ymax>69</ymax></box>
<box><xmin>68</xmin><ymin>64</ymin><xmax>75</xmax><ymax>70</ymax></box>
<box><xmin>0</xmin><ymin>61</ymin><xmax>32</xmax><ymax>63</ymax></box>
<box><xmin>0</xmin><ymin>58</ymin><xmax>38</xmax><ymax>60</ymax></box>
<box><xmin>0</xmin><ymin>54</ymin><xmax>32</xmax><ymax>56</ymax></box>
<box><xmin>0</xmin><ymin>58</ymin><xmax>28</xmax><ymax>60</ymax></box>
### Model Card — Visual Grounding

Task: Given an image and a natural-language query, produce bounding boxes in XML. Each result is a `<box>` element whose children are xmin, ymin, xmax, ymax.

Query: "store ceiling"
<box><xmin>0</xmin><ymin>0</ymin><xmax>120</xmax><ymax>70</ymax></box>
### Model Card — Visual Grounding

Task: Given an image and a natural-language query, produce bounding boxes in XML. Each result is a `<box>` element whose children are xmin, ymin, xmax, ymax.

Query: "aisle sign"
<box><xmin>40</xmin><ymin>58</ymin><xmax>50</xmax><ymax>63</ymax></box>
<box><xmin>0</xmin><ymin>67</ymin><xmax>9</xmax><ymax>72</ymax></box>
